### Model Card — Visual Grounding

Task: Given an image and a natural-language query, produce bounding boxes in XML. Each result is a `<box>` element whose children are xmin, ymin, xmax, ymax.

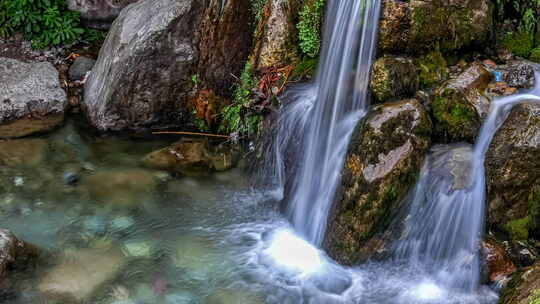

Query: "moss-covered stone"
<box><xmin>486</xmin><ymin>103</ymin><xmax>540</xmax><ymax>241</ymax></box>
<box><xmin>530</xmin><ymin>48</ymin><xmax>540</xmax><ymax>63</ymax></box>
<box><xmin>503</xmin><ymin>31</ymin><xmax>534</xmax><ymax>59</ymax></box>
<box><xmin>417</xmin><ymin>50</ymin><xmax>448</xmax><ymax>89</ymax></box>
<box><xmin>324</xmin><ymin>99</ymin><xmax>432</xmax><ymax>265</ymax></box>
<box><xmin>499</xmin><ymin>261</ymin><xmax>540</xmax><ymax>304</ymax></box>
<box><xmin>431</xmin><ymin>62</ymin><xmax>492</xmax><ymax>143</ymax></box>
<box><xmin>370</xmin><ymin>56</ymin><xmax>419</xmax><ymax>103</ymax></box>
<box><xmin>378</xmin><ymin>0</ymin><xmax>492</xmax><ymax>55</ymax></box>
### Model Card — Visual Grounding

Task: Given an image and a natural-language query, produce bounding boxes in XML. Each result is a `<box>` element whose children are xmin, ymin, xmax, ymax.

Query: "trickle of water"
<box><xmin>393</xmin><ymin>72</ymin><xmax>540</xmax><ymax>293</ymax></box>
<box><xmin>265</xmin><ymin>0</ymin><xmax>381</xmax><ymax>245</ymax></box>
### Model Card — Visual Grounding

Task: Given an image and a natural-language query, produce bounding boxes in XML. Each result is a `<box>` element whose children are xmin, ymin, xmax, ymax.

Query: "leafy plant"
<box><xmin>0</xmin><ymin>0</ymin><xmax>90</xmax><ymax>48</ymax></box>
<box><xmin>219</xmin><ymin>63</ymin><xmax>261</xmax><ymax>137</ymax></box>
<box><xmin>297</xmin><ymin>0</ymin><xmax>326</xmax><ymax>58</ymax></box>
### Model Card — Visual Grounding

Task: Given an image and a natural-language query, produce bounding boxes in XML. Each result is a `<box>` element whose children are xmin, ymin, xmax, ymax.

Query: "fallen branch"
<box><xmin>152</xmin><ymin>131</ymin><xmax>230</xmax><ymax>138</ymax></box>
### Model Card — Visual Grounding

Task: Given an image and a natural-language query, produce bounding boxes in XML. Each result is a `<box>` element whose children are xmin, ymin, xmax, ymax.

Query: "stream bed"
<box><xmin>0</xmin><ymin>119</ymin><xmax>500</xmax><ymax>304</ymax></box>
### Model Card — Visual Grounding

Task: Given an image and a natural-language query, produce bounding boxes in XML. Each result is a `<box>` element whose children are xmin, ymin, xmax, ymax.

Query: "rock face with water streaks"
<box><xmin>378</xmin><ymin>0</ymin><xmax>492</xmax><ymax>54</ymax></box>
<box><xmin>67</xmin><ymin>0</ymin><xmax>140</xmax><ymax>29</ymax></box>
<box><xmin>0</xmin><ymin>58</ymin><xmax>67</xmax><ymax>138</ymax></box>
<box><xmin>486</xmin><ymin>103</ymin><xmax>540</xmax><ymax>241</ymax></box>
<box><xmin>370</xmin><ymin>56</ymin><xmax>419</xmax><ymax>103</ymax></box>
<box><xmin>324</xmin><ymin>99</ymin><xmax>432</xmax><ymax>265</ymax></box>
<box><xmin>431</xmin><ymin>62</ymin><xmax>493</xmax><ymax>143</ymax></box>
<box><xmin>83</xmin><ymin>0</ymin><xmax>252</xmax><ymax>131</ymax></box>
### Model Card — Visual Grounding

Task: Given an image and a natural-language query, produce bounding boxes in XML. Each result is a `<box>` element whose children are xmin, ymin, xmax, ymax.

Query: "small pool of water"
<box><xmin>0</xmin><ymin>121</ymin><xmax>499</xmax><ymax>304</ymax></box>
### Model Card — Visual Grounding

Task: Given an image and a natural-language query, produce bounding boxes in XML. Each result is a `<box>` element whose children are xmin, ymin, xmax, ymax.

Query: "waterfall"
<box><xmin>266</xmin><ymin>0</ymin><xmax>381</xmax><ymax>245</ymax></box>
<box><xmin>393</xmin><ymin>72</ymin><xmax>540</xmax><ymax>293</ymax></box>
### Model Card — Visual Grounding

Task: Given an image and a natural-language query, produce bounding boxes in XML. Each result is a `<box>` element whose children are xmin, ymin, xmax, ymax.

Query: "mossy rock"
<box><xmin>378</xmin><ymin>0</ymin><xmax>492</xmax><ymax>55</ymax></box>
<box><xmin>370</xmin><ymin>56</ymin><xmax>419</xmax><ymax>103</ymax></box>
<box><xmin>486</xmin><ymin>103</ymin><xmax>540</xmax><ymax>241</ymax></box>
<box><xmin>431</xmin><ymin>62</ymin><xmax>492</xmax><ymax>143</ymax></box>
<box><xmin>417</xmin><ymin>50</ymin><xmax>449</xmax><ymax>89</ymax></box>
<box><xmin>324</xmin><ymin>99</ymin><xmax>432</xmax><ymax>265</ymax></box>
<box><xmin>503</xmin><ymin>31</ymin><xmax>534</xmax><ymax>59</ymax></box>
<box><xmin>500</xmin><ymin>262</ymin><xmax>540</xmax><ymax>304</ymax></box>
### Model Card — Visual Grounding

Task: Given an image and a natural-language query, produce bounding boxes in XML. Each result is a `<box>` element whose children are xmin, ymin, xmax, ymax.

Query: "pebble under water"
<box><xmin>0</xmin><ymin>119</ymin><xmax>501</xmax><ymax>304</ymax></box>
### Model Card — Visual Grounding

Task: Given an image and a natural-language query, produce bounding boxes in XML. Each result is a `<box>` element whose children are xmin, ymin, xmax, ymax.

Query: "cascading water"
<box><xmin>390</xmin><ymin>72</ymin><xmax>540</xmax><ymax>296</ymax></box>
<box><xmin>267</xmin><ymin>0</ymin><xmax>381</xmax><ymax>245</ymax></box>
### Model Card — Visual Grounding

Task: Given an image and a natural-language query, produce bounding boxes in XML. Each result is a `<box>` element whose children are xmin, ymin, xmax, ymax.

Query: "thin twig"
<box><xmin>152</xmin><ymin>131</ymin><xmax>230</xmax><ymax>138</ymax></box>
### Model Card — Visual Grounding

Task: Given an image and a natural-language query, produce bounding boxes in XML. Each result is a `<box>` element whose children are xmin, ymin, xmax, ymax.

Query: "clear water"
<box><xmin>264</xmin><ymin>0</ymin><xmax>381</xmax><ymax>245</ymax></box>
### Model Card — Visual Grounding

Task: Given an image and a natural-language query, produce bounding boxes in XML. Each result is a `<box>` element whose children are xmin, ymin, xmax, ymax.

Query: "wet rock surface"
<box><xmin>431</xmin><ymin>62</ymin><xmax>493</xmax><ymax>143</ymax></box>
<box><xmin>0</xmin><ymin>139</ymin><xmax>49</xmax><ymax>168</ymax></box>
<box><xmin>324</xmin><ymin>99</ymin><xmax>432</xmax><ymax>265</ymax></box>
<box><xmin>142</xmin><ymin>139</ymin><xmax>237</xmax><ymax>175</ymax></box>
<box><xmin>379</xmin><ymin>0</ymin><xmax>492</xmax><ymax>54</ymax></box>
<box><xmin>83</xmin><ymin>0</ymin><xmax>252</xmax><ymax>131</ymax></box>
<box><xmin>482</xmin><ymin>238</ymin><xmax>517</xmax><ymax>284</ymax></box>
<box><xmin>486</xmin><ymin>103</ymin><xmax>540</xmax><ymax>241</ymax></box>
<box><xmin>68</xmin><ymin>56</ymin><xmax>96</xmax><ymax>81</ymax></box>
<box><xmin>0</xmin><ymin>58</ymin><xmax>67</xmax><ymax>138</ymax></box>
<box><xmin>499</xmin><ymin>261</ymin><xmax>540</xmax><ymax>304</ymax></box>
<box><xmin>500</xmin><ymin>61</ymin><xmax>536</xmax><ymax>89</ymax></box>
<box><xmin>370</xmin><ymin>56</ymin><xmax>419</xmax><ymax>103</ymax></box>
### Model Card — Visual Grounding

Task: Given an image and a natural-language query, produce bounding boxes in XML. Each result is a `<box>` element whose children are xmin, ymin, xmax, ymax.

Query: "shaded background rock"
<box><xmin>67</xmin><ymin>0</ymin><xmax>140</xmax><ymax>29</ymax></box>
<box><xmin>378</xmin><ymin>0</ymin><xmax>493</xmax><ymax>55</ymax></box>
<box><xmin>0</xmin><ymin>58</ymin><xmax>67</xmax><ymax>138</ymax></box>
<box><xmin>68</xmin><ymin>57</ymin><xmax>96</xmax><ymax>81</ymax></box>
<box><xmin>370</xmin><ymin>56</ymin><xmax>419</xmax><ymax>103</ymax></box>
<box><xmin>83</xmin><ymin>0</ymin><xmax>253</xmax><ymax>131</ymax></box>
<box><xmin>324</xmin><ymin>99</ymin><xmax>432</xmax><ymax>265</ymax></box>
<box><xmin>486</xmin><ymin>103</ymin><xmax>540</xmax><ymax>242</ymax></box>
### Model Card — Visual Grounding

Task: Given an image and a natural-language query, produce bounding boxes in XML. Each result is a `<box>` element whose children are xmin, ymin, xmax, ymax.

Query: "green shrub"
<box><xmin>0</xmin><ymin>0</ymin><xmax>101</xmax><ymax>48</ymax></box>
<box><xmin>297</xmin><ymin>0</ymin><xmax>325</xmax><ymax>58</ymax></box>
<box><xmin>530</xmin><ymin>47</ymin><xmax>540</xmax><ymax>62</ymax></box>
<box><xmin>503</xmin><ymin>31</ymin><xmax>534</xmax><ymax>58</ymax></box>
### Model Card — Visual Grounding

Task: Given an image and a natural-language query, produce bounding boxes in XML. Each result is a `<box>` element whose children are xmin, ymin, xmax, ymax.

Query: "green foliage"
<box><xmin>251</xmin><ymin>0</ymin><xmax>267</xmax><ymax>23</ymax></box>
<box><xmin>503</xmin><ymin>31</ymin><xmax>534</xmax><ymax>58</ymax></box>
<box><xmin>505</xmin><ymin>216</ymin><xmax>530</xmax><ymax>240</ymax></box>
<box><xmin>219</xmin><ymin>63</ymin><xmax>262</xmax><ymax>137</ymax></box>
<box><xmin>297</xmin><ymin>0</ymin><xmax>325</xmax><ymax>58</ymax></box>
<box><xmin>530</xmin><ymin>47</ymin><xmax>540</xmax><ymax>62</ymax></box>
<box><xmin>0</xmin><ymin>0</ymin><xmax>95</xmax><ymax>48</ymax></box>
<box><xmin>528</xmin><ymin>289</ymin><xmax>540</xmax><ymax>304</ymax></box>
<box><xmin>191</xmin><ymin>110</ymin><xmax>209</xmax><ymax>132</ymax></box>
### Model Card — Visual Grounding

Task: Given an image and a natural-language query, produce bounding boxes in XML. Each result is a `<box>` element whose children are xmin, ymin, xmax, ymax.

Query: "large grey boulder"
<box><xmin>0</xmin><ymin>58</ymin><xmax>67</xmax><ymax>138</ymax></box>
<box><xmin>83</xmin><ymin>0</ymin><xmax>253</xmax><ymax>131</ymax></box>
<box><xmin>68</xmin><ymin>0</ymin><xmax>140</xmax><ymax>29</ymax></box>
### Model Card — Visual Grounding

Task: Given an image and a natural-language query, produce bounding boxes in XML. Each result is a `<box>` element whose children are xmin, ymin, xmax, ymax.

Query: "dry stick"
<box><xmin>152</xmin><ymin>131</ymin><xmax>230</xmax><ymax>139</ymax></box>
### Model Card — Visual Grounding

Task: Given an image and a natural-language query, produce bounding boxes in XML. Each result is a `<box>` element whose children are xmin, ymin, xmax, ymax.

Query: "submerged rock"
<box><xmin>0</xmin><ymin>229</ymin><xmax>39</xmax><ymax>292</ymax></box>
<box><xmin>486</xmin><ymin>103</ymin><xmax>540</xmax><ymax>241</ymax></box>
<box><xmin>0</xmin><ymin>139</ymin><xmax>48</xmax><ymax>168</ymax></box>
<box><xmin>82</xmin><ymin>168</ymin><xmax>158</xmax><ymax>206</ymax></box>
<box><xmin>378</xmin><ymin>0</ymin><xmax>492</xmax><ymax>54</ymax></box>
<box><xmin>206</xmin><ymin>288</ymin><xmax>264</xmax><ymax>304</ymax></box>
<box><xmin>324</xmin><ymin>99</ymin><xmax>432</xmax><ymax>265</ymax></box>
<box><xmin>0</xmin><ymin>58</ymin><xmax>67</xmax><ymax>138</ymax></box>
<box><xmin>67</xmin><ymin>0</ymin><xmax>139</xmax><ymax>29</ymax></box>
<box><xmin>38</xmin><ymin>248</ymin><xmax>126</xmax><ymax>303</ymax></box>
<box><xmin>431</xmin><ymin>62</ymin><xmax>493</xmax><ymax>143</ymax></box>
<box><xmin>142</xmin><ymin>139</ymin><xmax>237</xmax><ymax>175</ymax></box>
<box><xmin>83</xmin><ymin>0</ymin><xmax>252</xmax><ymax>131</ymax></box>
<box><xmin>370</xmin><ymin>56</ymin><xmax>419</xmax><ymax>103</ymax></box>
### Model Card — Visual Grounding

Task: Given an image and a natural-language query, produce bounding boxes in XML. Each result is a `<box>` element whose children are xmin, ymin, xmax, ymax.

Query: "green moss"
<box><xmin>432</xmin><ymin>89</ymin><xmax>478</xmax><ymax>142</ymax></box>
<box><xmin>417</xmin><ymin>51</ymin><xmax>448</xmax><ymax>88</ymax></box>
<box><xmin>297</xmin><ymin>0</ymin><xmax>325</xmax><ymax>58</ymax></box>
<box><xmin>506</xmin><ymin>216</ymin><xmax>531</xmax><ymax>241</ymax></box>
<box><xmin>530</xmin><ymin>48</ymin><xmax>540</xmax><ymax>63</ymax></box>
<box><xmin>292</xmin><ymin>56</ymin><xmax>319</xmax><ymax>81</ymax></box>
<box><xmin>528</xmin><ymin>289</ymin><xmax>540</xmax><ymax>304</ymax></box>
<box><xmin>529</xmin><ymin>186</ymin><xmax>540</xmax><ymax>233</ymax></box>
<box><xmin>503</xmin><ymin>31</ymin><xmax>534</xmax><ymax>58</ymax></box>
